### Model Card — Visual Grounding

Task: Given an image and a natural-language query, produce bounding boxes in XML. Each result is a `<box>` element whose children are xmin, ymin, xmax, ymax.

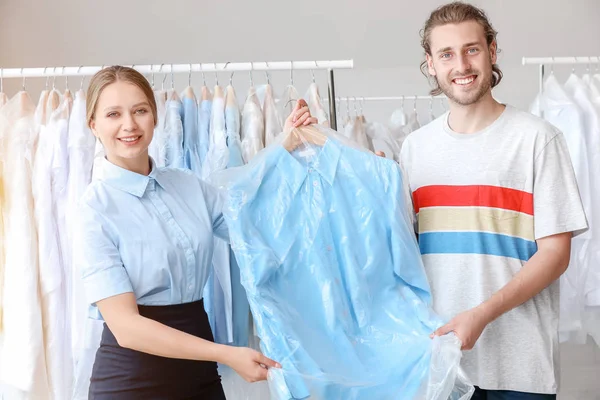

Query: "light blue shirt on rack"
<box><xmin>74</xmin><ymin>157</ymin><xmax>228</xmax><ymax>320</ymax></box>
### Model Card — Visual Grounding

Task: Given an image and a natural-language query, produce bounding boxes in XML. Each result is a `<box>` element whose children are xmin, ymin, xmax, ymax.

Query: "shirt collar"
<box><xmin>100</xmin><ymin>157</ymin><xmax>163</xmax><ymax>197</ymax></box>
<box><xmin>276</xmin><ymin>138</ymin><xmax>342</xmax><ymax>195</ymax></box>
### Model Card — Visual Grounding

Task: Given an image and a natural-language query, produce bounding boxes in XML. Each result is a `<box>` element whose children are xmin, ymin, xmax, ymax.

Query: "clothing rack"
<box><xmin>0</xmin><ymin>59</ymin><xmax>354</xmax><ymax>130</ymax></box>
<box><xmin>521</xmin><ymin>56</ymin><xmax>600</xmax><ymax>94</ymax></box>
<box><xmin>322</xmin><ymin>95</ymin><xmax>448</xmax><ymax>120</ymax></box>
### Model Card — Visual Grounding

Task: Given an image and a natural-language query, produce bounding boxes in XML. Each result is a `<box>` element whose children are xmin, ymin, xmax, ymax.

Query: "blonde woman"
<box><xmin>75</xmin><ymin>66</ymin><xmax>316</xmax><ymax>399</ymax></box>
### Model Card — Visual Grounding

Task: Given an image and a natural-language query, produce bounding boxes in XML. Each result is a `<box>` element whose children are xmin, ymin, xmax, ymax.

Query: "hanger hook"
<box><xmin>290</xmin><ymin>61</ymin><xmax>294</xmax><ymax>85</ymax></box>
<box><xmin>21</xmin><ymin>68</ymin><xmax>26</xmax><ymax>91</ymax></box>
<box><xmin>159</xmin><ymin>63</ymin><xmax>167</xmax><ymax>90</ymax></box>
<box><xmin>360</xmin><ymin>97</ymin><xmax>364</xmax><ymax>115</ymax></box>
<box><xmin>170</xmin><ymin>64</ymin><xmax>175</xmax><ymax>90</ymax></box>
<box><xmin>224</xmin><ymin>62</ymin><xmax>234</xmax><ymax>86</ymax></box>
<box><xmin>249</xmin><ymin>62</ymin><xmax>254</xmax><ymax>86</ymax></box>
<box><xmin>264</xmin><ymin>62</ymin><xmax>270</xmax><ymax>85</ymax></box>
<box><xmin>189</xmin><ymin>63</ymin><xmax>193</xmax><ymax>87</ymax></box>
<box><xmin>572</xmin><ymin>57</ymin><xmax>577</xmax><ymax>74</ymax></box>
<box><xmin>52</xmin><ymin>67</ymin><xmax>57</xmax><ymax>90</ymax></box>
<box><xmin>550</xmin><ymin>57</ymin><xmax>554</xmax><ymax>74</ymax></box>
<box><xmin>401</xmin><ymin>95</ymin><xmax>405</xmax><ymax>108</ymax></box>
<box><xmin>310</xmin><ymin>68</ymin><xmax>316</xmax><ymax>83</ymax></box>
<box><xmin>199</xmin><ymin>63</ymin><xmax>206</xmax><ymax>86</ymax></box>
<box><xmin>0</xmin><ymin>67</ymin><xmax>3</xmax><ymax>93</ymax></box>
<box><xmin>150</xmin><ymin>64</ymin><xmax>155</xmax><ymax>88</ymax></box>
<box><xmin>413</xmin><ymin>95</ymin><xmax>417</xmax><ymax>113</ymax></box>
<box><xmin>214</xmin><ymin>63</ymin><xmax>219</xmax><ymax>86</ymax></box>
<box><xmin>352</xmin><ymin>97</ymin><xmax>358</xmax><ymax>117</ymax></box>
<box><xmin>63</xmin><ymin>66</ymin><xmax>69</xmax><ymax>91</ymax></box>
<box><xmin>78</xmin><ymin>66</ymin><xmax>86</xmax><ymax>90</ymax></box>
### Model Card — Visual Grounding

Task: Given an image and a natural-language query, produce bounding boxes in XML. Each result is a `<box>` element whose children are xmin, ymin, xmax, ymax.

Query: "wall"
<box><xmin>1</xmin><ymin>0</ymin><xmax>600</xmax><ymax>398</ymax></box>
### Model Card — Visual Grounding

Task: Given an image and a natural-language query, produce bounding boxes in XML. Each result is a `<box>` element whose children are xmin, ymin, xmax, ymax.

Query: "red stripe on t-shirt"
<box><xmin>412</xmin><ymin>185</ymin><xmax>533</xmax><ymax>215</ymax></box>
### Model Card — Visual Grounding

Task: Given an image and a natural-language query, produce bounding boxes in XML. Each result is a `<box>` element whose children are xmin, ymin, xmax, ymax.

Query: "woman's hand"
<box><xmin>223</xmin><ymin>347</ymin><xmax>281</xmax><ymax>382</ymax></box>
<box><xmin>284</xmin><ymin>99</ymin><xmax>318</xmax><ymax>134</ymax></box>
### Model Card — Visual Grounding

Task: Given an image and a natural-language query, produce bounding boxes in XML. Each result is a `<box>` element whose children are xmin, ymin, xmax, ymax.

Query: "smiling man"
<box><xmin>399</xmin><ymin>2</ymin><xmax>588</xmax><ymax>399</ymax></box>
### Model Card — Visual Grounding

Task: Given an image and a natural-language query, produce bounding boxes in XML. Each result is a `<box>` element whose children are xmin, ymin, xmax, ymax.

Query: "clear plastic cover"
<box><xmin>209</xmin><ymin>125</ymin><xmax>474</xmax><ymax>400</ymax></box>
<box><xmin>241</xmin><ymin>86</ymin><xmax>265</xmax><ymax>163</ymax></box>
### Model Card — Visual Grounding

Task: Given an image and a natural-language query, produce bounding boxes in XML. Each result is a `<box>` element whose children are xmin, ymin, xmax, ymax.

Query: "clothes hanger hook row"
<box><xmin>214</xmin><ymin>63</ymin><xmax>219</xmax><ymax>86</ymax></box>
<box><xmin>249</xmin><ymin>62</ymin><xmax>254</xmax><ymax>86</ymax></box>
<box><xmin>264</xmin><ymin>62</ymin><xmax>270</xmax><ymax>85</ymax></box>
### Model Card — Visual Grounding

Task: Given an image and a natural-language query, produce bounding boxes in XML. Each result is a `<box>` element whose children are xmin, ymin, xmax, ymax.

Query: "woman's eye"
<box><xmin>107</xmin><ymin>112</ymin><xmax>118</xmax><ymax>118</ymax></box>
<box><xmin>135</xmin><ymin>109</ymin><xmax>147</xmax><ymax>115</ymax></box>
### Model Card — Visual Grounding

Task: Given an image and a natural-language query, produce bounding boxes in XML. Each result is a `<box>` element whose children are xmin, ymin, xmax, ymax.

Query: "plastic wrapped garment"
<box><xmin>305</xmin><ymin>82</ymin><xmax>329</xmax><ymax>127</ymax></box>
<box><xmin>241</xmin><ymin>86</ymin><xmax>264</xmax><ymax>163</ymax></box>
<box><xmin>197</xmin><ymin>85</ymin><xmax>213</xmax><ymax>176</ymax></box>
<box><xmin>280</xmin><ymin>84</ymin><xmax>300</xmax><ymax>118</ymax></box>
<box><xmin>365</xmin><ymin>121</ymin><xmax>401</xmax><ymax>162</ymax></box>
<box><xmin>343</xmin><ymin>116</ymin><xmax>372</xmax><ymax>150</ymax></box>
<box><xmin>149</xmin><ymin>90</ymin><xmax>168</xmax><ymax>167</ymax></box>
<box><xmin>181</xmin><ymin>87</ymin><xmax>201</xmax><ymax>173</ymax></box>
<box><xmin>164</xmin><ymin>95</ymin><xmax>185</xmax><ymax>169</ymax></box>
<box><xmin>530</xmin><ymin>75</ymin><xmax>600</xmax><ymax>345</ymax></box>
<box><xmin>263</xmin><ymin>84</ymin><xmax>283</xmax><ymax>147</ymax></box>
<box><xmin>210</xmin><ymin>124</ymin><xmax>474</xmax><ymax>399</ymax></box>
<box><xmin>0</xmin><ymin>92</ymin><xmax>7</xmax><ymax>108</ymax></box>
<box><xmin>203</xmin><ymin>85</ymin><xmax>233</xmax><ymax>344</ymax></box>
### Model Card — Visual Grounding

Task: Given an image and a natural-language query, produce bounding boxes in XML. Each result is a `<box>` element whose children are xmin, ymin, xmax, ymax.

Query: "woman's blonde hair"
<box><xmin>86</xmin><ymin>65</ymin><xmax>157</xmax><ymax>128</ymax></box>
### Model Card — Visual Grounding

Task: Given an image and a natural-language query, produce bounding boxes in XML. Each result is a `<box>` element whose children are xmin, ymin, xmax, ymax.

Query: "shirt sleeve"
<box><xmin>73</xmin><ymin>201</ymin><xmax>133</xmax><ymax>306</ymax></box>
<box><xmin>198</xmin><ymin>179</ymin><xmax>229</xmax><ymax>242</ymax></box>
<box><xmin>533</xmin><ymin>132</ymin><xmax>589</xmax><ymax>240</ymax></box>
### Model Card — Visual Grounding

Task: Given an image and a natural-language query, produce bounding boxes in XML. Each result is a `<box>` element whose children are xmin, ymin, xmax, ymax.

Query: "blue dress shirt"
<box><xmin>222</xmin><ymin>138</ymin><xmax>446</xmax><ymax>399</ymax></box>
<box><xmin>74</xmin><ymin>157</ymin><xmax>228</xmax><ymax>320</ymax></box>
<box><xmin>181</xmin><ymin>96</ymin><xmax>201</xmax><ymax>175</ymax></box>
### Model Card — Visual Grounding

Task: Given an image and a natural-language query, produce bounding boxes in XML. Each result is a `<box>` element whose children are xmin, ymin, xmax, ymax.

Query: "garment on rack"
<box><xmin>263</xmin><ymin>84</ymin><xmax>282</xmax><ymax>147</ymax></box>
<box><xmin>164</xmin><ymin>96</ymin><xmax>185</xmax><ymax>169</ymax></box>
<box><xmin>365</xmin><ymin>121</ymin><xmax>400</xmax><ymax>162</ymax></box>
<box><xmin>241</xmin><ymin>86</ymin><xmax>264</xmax><ymax>163</ymax></box>
<box><xmin>67</xmin><ymin>89</ymin><xmax>98</xmax><ymax>400</ymax></box>
<box><xmin>32</xmin><ymin>93</ymin><xmax>73</xmax><ymax>400</ymax></box>
<box><xmin>0</xmin><ymin>92</ymin><xmax>7</xmax><ymax>108</ymax></box>
<box><xmin>306</xmin><ymin>82</ymin><xmax>329</xmax><ymax>126</ymax></box>
<box><xmin>530</xmin><ymin>74</ymin><xmax>598</xmax><ymax>345</ymax></box>
<box><xmin>202</xmin><ymin>85</ymin><xmax>233</xmax><ymax>344</ymax></box>
<box><xmin>181</xmin><ymin>88</ymin><xmax>201</xmax><ymax>173</ymax></box>
<box><xmin>150</xmin><ymin>90</ymin><xmax>168</xmax><ymax>167</ymax></box>
<box><xmin>281</xmin><ymin>85</ymin><xmax>299</xmax><ymax>118</ymax></box>
<box><xmin>0</xmin><ymin>92</ymin><xmax>50</xmax><ymax>398</ymax></box>
<box><xmin>197</xmin><ymin>86</ymin><xmax>213</xmax><ymax>177</ymax></box>
<box><xmin>344</xmin><ymin>116</ymin><xmax>371</xmax><ymax>150</ymax></box>
<box><xmin>212</xmin><ymin>125</ymin><xmax>473</xmax><ymax>400</ymax></box>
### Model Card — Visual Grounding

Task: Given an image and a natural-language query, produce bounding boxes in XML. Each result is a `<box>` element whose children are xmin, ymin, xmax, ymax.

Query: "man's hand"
<box><xmin>432</xmin><ymin>307</ymin><xmax>490</xmax><ymax>350</ymax></box>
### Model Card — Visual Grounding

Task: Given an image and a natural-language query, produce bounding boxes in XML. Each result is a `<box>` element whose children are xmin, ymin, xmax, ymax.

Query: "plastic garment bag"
<box><xmin>365</xmin><ymin>121</ymin><xmax>401</xmax><ymax>162</ymax></box>
<box><xmin>164</xmin><ymin>96</ymin><xmax>185</xmax><ymax>169</ymax></box>
<box><xmin>150</xmin><ymin>90</ymin><xmax>168</xmax><ymax>167</ymax></box>
<box><xmin>305</xmin><ymin>82</ymin><xmax>329</xmax><ymax>127</ymax></box>
<box><xmin>181</xmin><ymin>87</ymin><xmax>201</xmax><ymax>174</ymax></box>
<box><xmin>281</xmin><ymin>85</ymin><xmax>300</xmax><ymax>119</ymax></box>
<box><xmin>210</xmin><ymin>124</ymin><xmax>474</xmax><ymax>400</ymax></box>
<box><xmin>0</xmin><ymin>92</ymin><xmax>7</xmax><ymax>108</ymax></box>
<box><xmin>203</xmin><ymin>85</ymin><xmax>233</xmax><ymax>344</ymax></box>
<box><xmin>263</xmin><ymin>84</ymin><xmax>283</xmax><ymax>147</ymax></box>
<box><xmin>241</xmin><ymin>86</ymin><xmax>264</xmax><ymax>163</ymax></box>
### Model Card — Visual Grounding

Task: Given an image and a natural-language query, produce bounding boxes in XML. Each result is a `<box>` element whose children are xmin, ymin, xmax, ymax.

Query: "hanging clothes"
<box><xmin>197</xmin><ymin>86</ymin><xmax>212</xmax><ymax>177</ymax></box>
<box><xmin>224</xmin><ymin>85</ymin><xmax>250</xmax><ymax>348</ymax></box>
<box><xmin>164</xmin><ymin>94</ymin><xmax>184</xmax><ymax>169</ymax></box>
<box><xmin>202</xmin><ymin>85</ymin><xmax>233</xmax><ymax>344</ymax></box>
<box><xmin>306</xmin><ymin>82</ymin><xmax>329</xmax><ymax>127</ymax></box>
<box><xmin>281</xmin><ymin>84</ymin><xmax>299</xmax><ymax>119</ymax></box>
<box><xmin>0</xmin><ymin>92</ymin><xmax>7</xmax><ymax>108</ymax></box>
<box><xmin>149</xmin><ymin>89</ymin><xmax>168</xmax><ymax>167</ymax></box>
<box><xmin>181</xmin><ymin>87</ymin><xmax>201</xmax><ymax>173</ymax></box>
<box><xmin>213</xmin><ymin>125</ymin><xmax>471</xmax><ymax>399</ymax></box>
<box><xmin>0</xmin><ymin>92</ymin><xmax>50</xmax><ymax>399</ymax></box>
<box><xmin>32</xmin><ymin>93</ymin><xmax>72</xmax><ymax>400</ymax></box>
<box><xmin>263</xmin><ymin>84</ymin><xmax>282</xmax><ymax>147</ymax></box>
<box><xmin>530</xmin><ymin>74</ymin><xmax>598</xmax><ymax>346</ymax></box>
<box><xmin>66</xmin><ymin>89</ymin><xmax>100</xmax><ymax>400</ymax></box>
<box><xmin>240</xmin><ymin>86</ymin><xmax>264</xmax><ymax>163</ymax></box>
